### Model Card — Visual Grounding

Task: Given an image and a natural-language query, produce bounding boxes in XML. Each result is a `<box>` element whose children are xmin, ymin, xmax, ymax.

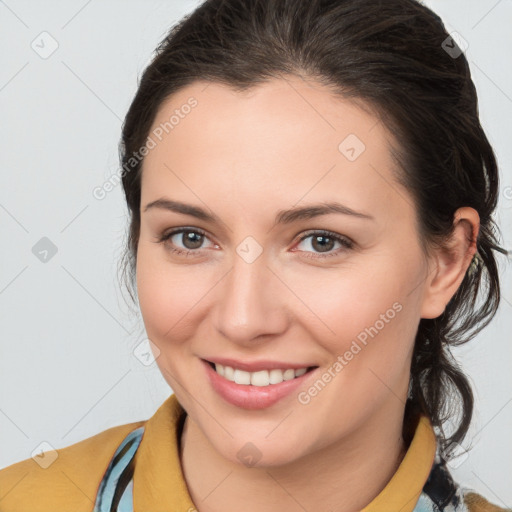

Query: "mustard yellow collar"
<box><xmin>133</xmin><ymin>393</ymin><xmax>436</xmax><ymax>511</ymax></box>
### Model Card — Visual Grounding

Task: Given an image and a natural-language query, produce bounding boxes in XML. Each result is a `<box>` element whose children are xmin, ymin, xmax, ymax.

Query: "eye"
<box><xmin>293</xmin><ymin>230</ymin><xmax>354</xmax><ymax>259</ymax></box>
<box><xmin>155</xmin><ymin>227</ymin><xmax>217</xmax><ymax>258</ymax></box>
<box><xmin>154</xmin><ymin>227</ymin><xmax>354</xmax><ymax>260</ymax></box>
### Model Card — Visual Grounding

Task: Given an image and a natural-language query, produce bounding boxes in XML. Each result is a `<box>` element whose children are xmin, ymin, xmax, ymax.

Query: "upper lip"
<box><xmin>203</xmin><ymin>357</ymin><xmax>317</xmax><ymax>372</ymax></box>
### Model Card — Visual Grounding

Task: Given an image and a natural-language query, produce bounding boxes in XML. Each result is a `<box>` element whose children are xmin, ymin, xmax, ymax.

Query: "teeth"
<box><xmin>234</xmin><ymin>369</ymin><xmax>251</xmax><ymax>385</ymax></box>
<box><xmin>213</xmin><ymin>363</ymin><xmax>310</xmax><ymax>386</ymax></box>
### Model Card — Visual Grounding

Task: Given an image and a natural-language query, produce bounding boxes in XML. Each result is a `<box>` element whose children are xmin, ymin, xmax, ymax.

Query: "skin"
<box><xmin>135</xmin><ymin>75</ymin><xmax>479</xmax><ymax>512</ymax></box>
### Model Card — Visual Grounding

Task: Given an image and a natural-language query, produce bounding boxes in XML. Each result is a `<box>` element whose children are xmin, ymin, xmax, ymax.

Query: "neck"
<box><xmin>179</xmin><ymin>403</ymin><xmax>408</xmax><ymax>512</ymax></box>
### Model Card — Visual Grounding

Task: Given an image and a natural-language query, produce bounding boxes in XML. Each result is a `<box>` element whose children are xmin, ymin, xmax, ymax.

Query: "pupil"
<box><xmin>184</xmin><ymin>231</ymin><xmax>203</xmax><ymax>249</ymax></box>
<box><xmin>313</xmin><ymin>235</ymin><xmax>333</xmax><ymax>253</ymax></box>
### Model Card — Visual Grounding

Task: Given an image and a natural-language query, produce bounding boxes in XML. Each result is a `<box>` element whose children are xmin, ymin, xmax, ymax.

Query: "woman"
<box><xmin>0</xmin><ymin>0</ymin><xmax>509</xmax><ymax>510</ymax></box>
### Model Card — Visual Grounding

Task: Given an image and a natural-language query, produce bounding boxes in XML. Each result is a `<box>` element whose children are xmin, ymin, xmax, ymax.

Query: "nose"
<box><xmin>213</xmin><ymin>250</ymin><xmax>288</xmax><ymax>346</ymax></box>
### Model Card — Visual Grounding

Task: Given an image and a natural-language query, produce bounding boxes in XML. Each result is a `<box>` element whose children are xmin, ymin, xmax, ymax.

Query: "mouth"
<box><xmin>202</xmin><ymin>357</ymin><xmax>320</xmax><ymax>410</ymax></box>
<box><xmin>203</xmin><ymin>359</ymin><xmax>318</xmax><ymax>387</ymax></box>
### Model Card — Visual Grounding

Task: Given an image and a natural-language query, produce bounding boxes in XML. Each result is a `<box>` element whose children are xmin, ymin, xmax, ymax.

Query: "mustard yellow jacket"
<box><xmin>0</xmin><ymin>394</ymin><xmax>508</xmax><ymax>511</ymax></box>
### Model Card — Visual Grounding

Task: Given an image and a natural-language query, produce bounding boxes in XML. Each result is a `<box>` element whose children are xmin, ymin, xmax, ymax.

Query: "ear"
<box><xmin>420</xmin><ymin>207</ymin><xmax>480</xmax><ymax>319</ymax></box>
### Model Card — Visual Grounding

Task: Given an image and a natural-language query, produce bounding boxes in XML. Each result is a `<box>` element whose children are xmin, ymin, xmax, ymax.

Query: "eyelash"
<box><xmin>155</xmin><ymin>227</ymin><xmax>354</xmax><ymax>260</ymax></box>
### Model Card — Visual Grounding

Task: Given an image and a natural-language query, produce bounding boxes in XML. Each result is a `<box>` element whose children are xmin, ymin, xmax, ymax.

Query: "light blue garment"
<box><xmin>92</xmin><ymin>426</ymin><xmax>144</xmax><ymax>512</ymax></box>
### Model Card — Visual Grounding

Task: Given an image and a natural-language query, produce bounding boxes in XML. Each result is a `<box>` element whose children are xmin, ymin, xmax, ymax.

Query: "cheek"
<box><xmin>136</xmin><ymin>247</ymin><xmax>167</xmax><ymax>334</ymax></box>
<box><xmin>136</xmin><ymin>242</ymin><xmax>195</xmax><ymax>340</ymax></box>
<box><xmin>291</xmin><ymin>260</ymin><xmax>417</xmax><ymax>381</ymax></box>
<box><xmin>285</xmin><ymin>262</ymin><xmax>401</xmax><ymax>342</ymax></box>
<box><xmin>136</xmin><ymin>241</ymin><xmax>223</xmax><ymax>346</ymax></box>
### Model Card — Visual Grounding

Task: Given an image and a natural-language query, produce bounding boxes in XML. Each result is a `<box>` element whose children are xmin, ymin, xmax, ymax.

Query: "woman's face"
<box><xmin>136</xmin><ymin>76</ymin><xmax>434</xmax><ymax>466</ymax></box>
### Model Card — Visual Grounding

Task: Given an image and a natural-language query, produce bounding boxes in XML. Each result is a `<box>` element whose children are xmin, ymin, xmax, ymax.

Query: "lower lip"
<box><xmin>202</xmin><ymin>359</ymin><xmax>316</xmax><ymax>410</ymax></box>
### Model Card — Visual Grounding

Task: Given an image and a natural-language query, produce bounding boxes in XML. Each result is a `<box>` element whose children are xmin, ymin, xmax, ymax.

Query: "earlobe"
<box><xmin>420</xmin><ymin>207</ymin><xmax>480</xmax><ymax>320</ymax></box>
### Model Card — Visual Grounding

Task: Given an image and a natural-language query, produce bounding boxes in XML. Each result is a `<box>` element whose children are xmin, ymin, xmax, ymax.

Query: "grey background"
<box><xmin>1</xmin><ymin>0</ymin><xmax>511</xmax><ymax>505</ymax></box>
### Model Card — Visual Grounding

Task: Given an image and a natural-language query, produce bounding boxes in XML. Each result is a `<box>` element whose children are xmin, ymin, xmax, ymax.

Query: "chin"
<box><xmin>211</xmin><ymin>431</ymin><xmax>311</xmax><ymax>469</ymax></box>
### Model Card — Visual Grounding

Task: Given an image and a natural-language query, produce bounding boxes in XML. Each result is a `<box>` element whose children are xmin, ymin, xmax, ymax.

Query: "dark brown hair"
<box><xmin>118</xmin><ymin>0</ymin><xmax>508</xmax><ymax>456</ymax></box>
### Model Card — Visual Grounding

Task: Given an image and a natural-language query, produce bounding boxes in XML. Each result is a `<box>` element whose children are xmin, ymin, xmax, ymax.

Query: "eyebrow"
<box><xmin>143</xmin><ymin>198</ymin><xmax>375</xmax><ymax>224</ymax></box>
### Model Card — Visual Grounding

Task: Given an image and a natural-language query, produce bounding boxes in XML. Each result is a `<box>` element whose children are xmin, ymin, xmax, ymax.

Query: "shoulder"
<box><xmin>464</xmin><ymin>491</ymin><xmax>512</xmax><ymax>512</ymax></box>
<box><xmin>0</xmin><ymin>419</ymin><xmax>146</xmax><ymax>512</ymax></box>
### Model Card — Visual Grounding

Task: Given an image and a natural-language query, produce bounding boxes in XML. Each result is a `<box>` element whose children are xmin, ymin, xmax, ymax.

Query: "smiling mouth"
<box><xmin>204</xmin><ymin>360</ymin><xmax>318</xmax><ymax>387</ymax></box>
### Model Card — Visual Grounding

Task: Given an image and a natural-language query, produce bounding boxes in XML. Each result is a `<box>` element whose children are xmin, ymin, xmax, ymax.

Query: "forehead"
<box><xmin>140</xmin><ymin>77</ymin><xmax>408</xmax><ymax>221</ymax></box>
